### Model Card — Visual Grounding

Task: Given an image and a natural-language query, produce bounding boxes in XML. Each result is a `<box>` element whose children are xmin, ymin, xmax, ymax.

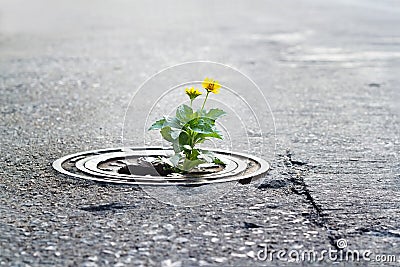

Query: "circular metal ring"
<box><xmin>52</xmin><ymin>147</ymin><xmax>270</xmax><ymax>185</ymax></box>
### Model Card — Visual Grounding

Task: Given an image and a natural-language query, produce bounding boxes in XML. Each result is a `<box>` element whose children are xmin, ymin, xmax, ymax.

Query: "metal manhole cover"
<box><xmin>52</xmin><ymin>147</ymin><xmax>270</xmax><ymax>186</ymax></box>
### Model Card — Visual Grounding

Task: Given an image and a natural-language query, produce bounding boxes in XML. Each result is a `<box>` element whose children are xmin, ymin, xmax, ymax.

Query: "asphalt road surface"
<box><xmin>1</xmin><ymin>0</ymin><xmax>399</xmax><ymax>266</ymax></box>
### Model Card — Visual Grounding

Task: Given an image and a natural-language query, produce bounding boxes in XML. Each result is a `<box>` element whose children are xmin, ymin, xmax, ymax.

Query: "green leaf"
<box><xmin>196</xmin><ymin>108</ymin><xmax>206</xmax><ymax>117</ymax></box>
<box><xmin>213</xmin><ymin>157</ymin><xmax>226</xmax><ymax>165</ymax></box>
<box><xmin>160</xmin><ymin>126</ymin><xmax>178</xmax><ymax>142</ymax></box>
<box><xmin>192</xmin><ymin>124</ymin><xmax>213</xmax><ymax>134</ymax></box>
<box><xmin>172</xmin><ymin>141</ymin><xmax>181</xmax><ymax>153</ymax></box>
<box><xmin>201</xmin><ymin>131</ymin><xmax>223</xmax><ymax>139</ymax></box>
<box><xmin>205</xmin><ymin>108</ymin><xmax>226</xmax><ymax>120</ymax></box>
<box><xmin>181</xmin><ymin>158</ymin><xmax>205</xmax><ymax>172</ymax></box>
<box><xmin>195</xmin><ymin>137</ymin><xmax>206</xmax><ymax>144</ymax></box>
<box><xmin>148</xmin><ymin>118</ymin><xmax>166</xmax><ymax>130</ymax></box>
<box><xmin>199</xmin><ymin>150</ymin><xmax>226</xmax><ymax>165</ymax></box>
<box><xmin>183</xmin><ymin>145</ymin><xmax>192</xmax><ymax>150</ymax></box>
<box><xmin>169</xmin><ymin>154</ymin><xmax>182</xmax><ymax>167</ymax></box>
<box><xmin>198</xmin><ymin>152</ymin><xmax>213</xmax><ymax>163</ymax></box>
<box><xmin>190</xmin><ymin>148</ymin><xmax>199</xmax><ymax>160</ymax></box>
<box><xmin>176</xmin><ymin>104</ymin><xmax>193</xmax><ymax>124</ymax></box>
<box><xmin>189</xmin><ymin>117</ymin><xmax>215</xmax><ymax>134</ymax></box>
<box><xmin>164</xmin><ymin>117</ymin><xmax>183</xmax><ymax>129</ymax></box>
<box><xmin>192</xmin><ymin>131</ymin><xmax>223</xmax><ymax>146</ymax></box>
<box><xmin>178</xmin><ymin>131</ymin><xmax>190</xmax><ymax>146</ymax></box>
<box><xmin>170</xmin><ymin>129</ymin><xmax>181</xmax><ymax>139</ymax></box>
<box><xmin>199</xmin><ymin>149</ymin><xmax>215</xmax><ymax>157</ymax></box>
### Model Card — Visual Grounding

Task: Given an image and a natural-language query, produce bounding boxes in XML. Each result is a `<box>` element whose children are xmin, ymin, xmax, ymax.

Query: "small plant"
<box><xmin>149</xmin><ymin>78</ymin><xmax>226</xmax><ymax>173</ymax></box>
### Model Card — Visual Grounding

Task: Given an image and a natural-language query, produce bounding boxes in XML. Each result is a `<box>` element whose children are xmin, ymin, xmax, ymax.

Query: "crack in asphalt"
<box><xmin>284</xmin><ymin>150</ymin><xmax>343</xmax><ymax>250</ymax></box>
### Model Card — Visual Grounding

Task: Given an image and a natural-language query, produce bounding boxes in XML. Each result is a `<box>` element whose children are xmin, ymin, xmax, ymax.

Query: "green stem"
<box><xmin>191</xmin><ymin>135</ymin><xmax>195</xmax><ymax>149</ymax></box>
<box><xmin>201</xmin><ymin>91</ymin><xmax>210</xmax><ymax>112</ymax></box>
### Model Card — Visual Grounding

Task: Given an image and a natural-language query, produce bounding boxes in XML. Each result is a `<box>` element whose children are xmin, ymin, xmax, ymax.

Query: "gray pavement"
<box><xmin>1</xmin><ymin>0</ymin><xmax>399</xmax><ymax>266</ymax></box>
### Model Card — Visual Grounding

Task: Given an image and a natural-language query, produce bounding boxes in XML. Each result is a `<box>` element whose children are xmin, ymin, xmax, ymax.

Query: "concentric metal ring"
<box><xmin>52</xmin><ymin>147</ymin><xmax>270</xmax><ymax>185</ymax></box>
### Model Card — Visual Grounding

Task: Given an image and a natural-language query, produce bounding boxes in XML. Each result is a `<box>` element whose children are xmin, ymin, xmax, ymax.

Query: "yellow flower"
<box><xmin>185</xmin><ymin>87</ymin><xmax>202</xmax><ymax>101</ymax></box>
<box><xmin>202</xmin><ymin>77</ymin><xmax>221</xmax><ymax>94</ymax></box>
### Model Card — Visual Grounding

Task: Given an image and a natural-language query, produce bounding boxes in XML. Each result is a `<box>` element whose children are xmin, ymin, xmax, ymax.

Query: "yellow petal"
<box><xmin>213</xmin><ymin>80</ymin><xmax>221</xmax><ymax>90</ymax></box>
<box><xmin>211</xmin><ymin>87</ymin><xmax>220</xmax><ymax>94</ymax></box>
<box><xmin>202</xmin><ymin>77</ymin><xmax>212</xmax><ymax>89</ymax></box>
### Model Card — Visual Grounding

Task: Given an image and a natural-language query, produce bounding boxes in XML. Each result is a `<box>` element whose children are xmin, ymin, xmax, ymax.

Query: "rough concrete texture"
<box><xmin>1</xmin><ymin>0</ymin><xmax>399</xmax><ymax>266</ymax></box>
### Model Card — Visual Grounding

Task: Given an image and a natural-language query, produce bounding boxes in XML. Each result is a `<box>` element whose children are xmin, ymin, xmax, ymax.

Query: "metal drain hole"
<box><xmin>117</xmin><ymin>164</ymin><xmax>160</xmax><ymax>176</ymax></box>
<box><xmin>52</xmin><ymin>147</ymin><xmax>270</xmax><ymax>186</ymax></box>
